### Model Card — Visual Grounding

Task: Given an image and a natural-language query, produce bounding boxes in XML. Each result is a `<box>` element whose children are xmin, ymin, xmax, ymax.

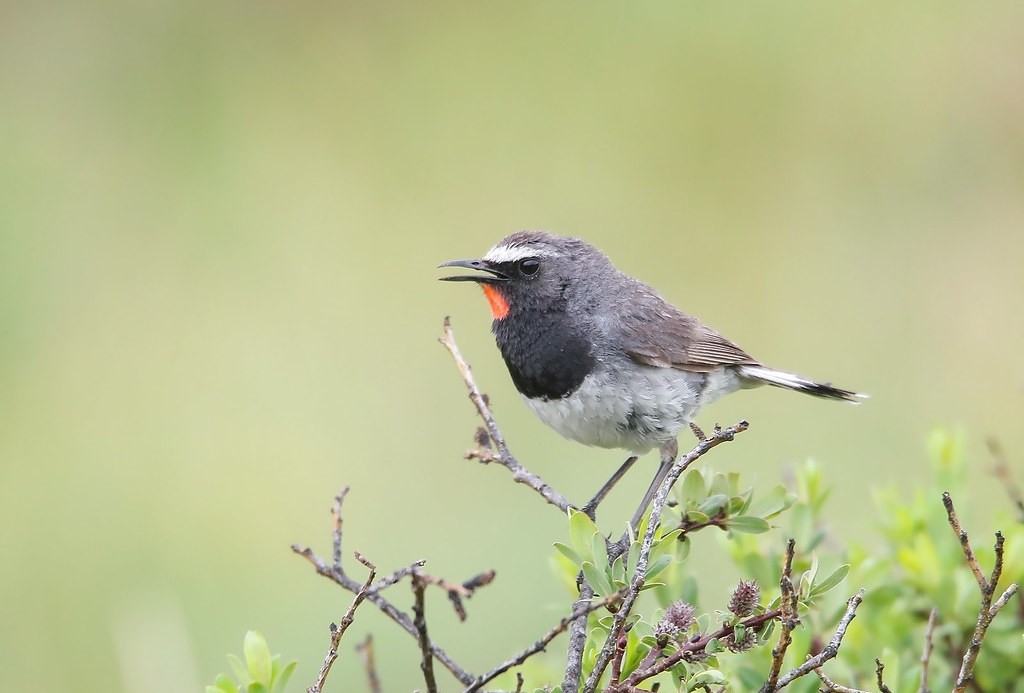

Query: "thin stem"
<box><xmin>412</xmin><ymin>574</ymin><xmax>438</xmax><ymax>693</ymax></box>
<box><xmin>583</xmin><ymin>421</ymin><xmax>750</xmax><ymax>693</ymax></box>
<box><xmin>440</xmin><ymin>317</ymin><xmax>573</xmax><ymax>514</ymax></box>
<box><xmin>466</xmin><ymin>590</ymin><xmax>626</xmax><ymax>693</ymax></box>
<box><xmin>307</xmin><ymin>559</ymin><xmax>377</xmax><ymax>693</ymax></box>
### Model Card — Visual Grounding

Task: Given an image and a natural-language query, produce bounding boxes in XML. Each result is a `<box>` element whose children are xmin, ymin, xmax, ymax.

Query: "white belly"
<box><xmin>523</xmin><ymin>364</ymin><xmax>742</xmax><ymax>454</ymax></box>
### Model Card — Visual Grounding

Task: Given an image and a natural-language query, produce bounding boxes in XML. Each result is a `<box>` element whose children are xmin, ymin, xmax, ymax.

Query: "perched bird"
<box><xmin>440</xmin><ymin>231</ymin><xmax>864</xmax><ymax>523</ymax></box>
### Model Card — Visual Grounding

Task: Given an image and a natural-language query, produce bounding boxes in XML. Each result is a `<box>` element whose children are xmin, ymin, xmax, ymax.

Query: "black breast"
<box><xmin>492</xmin><ymin>311</ymin><xmax>596</xmax><ymax>400</ymax></box>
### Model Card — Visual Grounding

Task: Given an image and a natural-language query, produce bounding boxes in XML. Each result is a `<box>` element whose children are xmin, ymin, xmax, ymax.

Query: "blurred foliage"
<box><xmin>502</xmin><ymin>429</ymin><xmax>1021</xmax><ymax>691</ymax></box>
<box><xmin>3</xmin><ymin>1</ymin><xmax>1024</xmax><ymax>692</ymax></box>
<box><xmin>207</xmin><ymin>631</ymin><xmax>296</xmax><ymax>693</ymax></box>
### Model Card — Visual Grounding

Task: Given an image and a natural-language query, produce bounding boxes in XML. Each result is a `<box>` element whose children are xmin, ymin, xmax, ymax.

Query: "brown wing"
<box><xmin>616</xmin><ymin>287</ymin><xmax>758</xmax><ymax>373</ymax></box>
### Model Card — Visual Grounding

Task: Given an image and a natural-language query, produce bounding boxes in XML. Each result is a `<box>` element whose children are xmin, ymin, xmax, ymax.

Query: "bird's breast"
<box><xmin>492</xmin><ymin>312</ymin><xmax>596</xmax><ymax>400</ymax></box>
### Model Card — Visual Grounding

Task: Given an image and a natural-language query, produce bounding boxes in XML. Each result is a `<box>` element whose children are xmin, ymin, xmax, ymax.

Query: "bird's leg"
<box><xmin>689</xmin><ymin>421</ymin><xmax>707</xmax><ymax>442</ymax></box>
<box><xmin>627</xmin><ymin>440</ymin><xmax>679</xmax><ymax>532</ymax></box>
<box><xmin>582</xmin><ymin>456</ymin><xmax>639</xmax><ymax>520</ymax></box>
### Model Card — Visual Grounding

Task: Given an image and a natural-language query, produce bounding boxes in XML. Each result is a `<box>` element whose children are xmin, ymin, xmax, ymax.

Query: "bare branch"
<box><xmin>942</xmin><ymin>492</ymin><xmax>987</xmax><ymax>591</ymax></box>
<box><xmin>944</xmin><ymin>492</ymin><xmax>1020</xmax><ymax>693</ymax></box>
<box><xmin>763</xmin><ymin>538</ymin><xmax>799</xmax><ymax>692</ymax></box>
<box><xmin>412</xmin><ymin>574</ymin><xmax>438</xmax><ymax>693</ymax></box>
<box><xmin>583</xmin><ymin>421</ymin><xmax>750</xmax><ymax>693</ymax></box>
<box><xmin>440</xmin><ymin>317</ymin><xmax>573</xmax><ymax>514</ymax></box>
<box><xmin>770</xmin><ymin>589</ymin><xmax>866</xmax><ymax>691</ymax></box>
<box><xmin>987</xmin><ymin>437</ymin><xmax>1024</xmax><ymax>522</ymax></box>
<box><xmin>467</xmin><ymin>589</ymin><xmax>626</xmax><ymax>693</ymax></box>
<box><xmin>814</xmin><ymin>668</ymin><xmax>871</xmax><ymax>693</ymax></box>
<box><xmin>370</xmin><ymin>559</ymin><xmax>428</xmax><ymax>593</ymax></box>
<box><xmin>331</xmin><ymin>487</ymin><xmax>348</xmax><ymax>571</ymax></box>
<box><xmin>293</xmin><ymin>491</ymin><xmax>477</xmax><ymax>688</ymax></box>
<box><xmin>918</xmin><ymin>608</ymin><xmax>937</xmax><ymax>693</ymax></box>
<box><xmin>561</xmin><ymin>582</ymin><xmax>595</xmax><ymax>693</ymax></box>
<box><xmin>418</xmin><ymin>569</ymin><xmax>498</xmax><ymax>622</ymax></box>
<box><xmin>308</xmin><ymin>559</ymin><xmax>377</xmax><ymax>693</ymax></box>
<box><xmin>874</xmin><ymin>658</ymin><xmax>894</xmax><ymax>693</ymax></box>
<box><xmin>355</xmin><ymin>635</ymin><xmax>381</xmax><ymax>693</ymax></box>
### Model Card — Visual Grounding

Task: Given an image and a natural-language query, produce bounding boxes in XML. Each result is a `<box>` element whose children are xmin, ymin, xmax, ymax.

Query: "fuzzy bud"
<box><xmin>727</xmin><ymin>627</ymin><xmax>757</xmax><ymax>653</ymax></box>
<box><xmin>728</xmin><ymin>580</ymin><xmax>760</xmax><ymax>617</ymax></box>
<box><xmin>654</xmin><ymin>601</ymin><xmax>696</xmax><ymax>641</ymax></box>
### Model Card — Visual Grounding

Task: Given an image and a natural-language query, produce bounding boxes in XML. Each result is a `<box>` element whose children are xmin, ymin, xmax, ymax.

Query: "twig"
<box><xmin>293</xmin><ymin>498</ymin><xmax>477</xmax><ymax>688</ymax></box>
<box><xmin>987</xmin><ymin>437</ymin><xmax>1024</xmax><ymax>522</ymax></box>
<box><xmin>943</xmin><ymin>492</ymin><xmax>987</xmax><ymax>591</ymax></box>
<box><xmin>419</xmin><ymin>569</ymin><xmax>497</xmax><ymax>622</ymax></box>
<box><xmin>514</xmin><ymin>671</ymin><xmax>524</xmax><ymax>693</ymax></box>
<box><xmin>371</xmin><ymin>559</ymin><xmax>428</xmax><ymax>593</ymax></box>
<box><xmin>918</xmin><ymin>608</ymin><xmax>937</xmax><ymax>693</ymax></box>
<box><xmin>331</xmin><ymin>487</ymin><xmax>347</xmax><ymax>571</ymax></box>
<box><xmin>582</xmin><ymin>421</ymin><xmax>750</xmax><ymax>693</ymax></box>
<box><xmin>762</xmin><ymin>538</ymin><xmax>799</xmax><ymax>692</ymax></box>
<box><xmin>608</xmin><ymin>629</ymin><xmax>629</xmax><ymax>687</ymax></box>
<box><xmin>814</xmin><ymin>668</ymin><xmax>870</xmax><ymax>693</ymax></box>
<box><xmin>561</xmin><ymin>582</ymin><xmax>595</xmax><ymax>693</ymax></box>
<box><xmin>412</xmin><ymin>574</ymin><xmax>438</xmax><ymax>693</ymax></box>
<box><xmin>467</xmin><ymin>589</ymin><xmax>627</xmax><ymax>693</ymax></box>
<box><xmin>943</xmin><ymin>492</ymin><xmax>1020</xmax><ymax>693</ymax></box>
<box><xmin>874</xmin><ymin>659</ymin><xmax>893</xmax><ymax>693</ymax></box>
<box><xmin>616</xmin><ymin>607</ymin><xmax>783</xmax><ymax>688</ymax></box>
<box><xmin>308</xmin><ymin>558</ymin><xmax>377</xmax><ymax>693</ymax></box>
<box><xmin>768</xmin><ymin>589</ymin><xmax>866</xmax><ymax>691</ymax></box>
<box><xmin>355</xmin><ymin>635</ymin><xmax>381</xmax><ymax>693</ymax></box>
<box><xmin>439</xmin><ymin>317</ymin><xmax>573</xmax><ymax>514</ymax></box>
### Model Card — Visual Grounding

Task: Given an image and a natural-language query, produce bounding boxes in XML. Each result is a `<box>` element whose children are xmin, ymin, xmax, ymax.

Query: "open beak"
<box><xmin>437</xmin><ymin>259</ymin><xmax>510</xmax><ymax>283</ymax></box>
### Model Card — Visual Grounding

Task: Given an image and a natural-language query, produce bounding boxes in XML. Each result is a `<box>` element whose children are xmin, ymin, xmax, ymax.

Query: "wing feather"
<box><xmin>614</xmin><ymin>287</ymin><xmax>757</xmax><ymax>373</ymax></box>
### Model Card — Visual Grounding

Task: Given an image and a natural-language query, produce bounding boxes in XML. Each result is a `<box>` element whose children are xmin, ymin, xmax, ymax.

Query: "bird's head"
<box><xmin>439</xmin><ymin>231</ymin><xmax>609</xmax><ymax>320</ymax></box>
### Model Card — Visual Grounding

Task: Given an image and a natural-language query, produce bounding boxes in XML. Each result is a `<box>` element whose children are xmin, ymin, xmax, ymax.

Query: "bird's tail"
<box><xmin>737</xmin><ymin>365</ymin><xmax>867</xmax><ymax>403</ymax></box>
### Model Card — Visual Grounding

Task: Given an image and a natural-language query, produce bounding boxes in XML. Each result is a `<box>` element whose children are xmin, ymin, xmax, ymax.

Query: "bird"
<box><xmin>439</xmin><ymin>230</ymin><xmax>865</xmax><ymax>525</ymax></box>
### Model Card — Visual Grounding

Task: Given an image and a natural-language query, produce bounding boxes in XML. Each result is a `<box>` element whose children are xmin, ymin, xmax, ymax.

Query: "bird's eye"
<box><xmin>519</xmin><ymin>258</ymin><xmax>540</xmax><ymax>277</ymax></box>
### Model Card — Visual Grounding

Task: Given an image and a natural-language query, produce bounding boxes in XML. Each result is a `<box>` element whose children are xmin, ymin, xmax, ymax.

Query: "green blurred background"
<box><xmin>2</xmin><ymin>2</ymin><xmax>1022</xmax><ymax>691</ymax></box>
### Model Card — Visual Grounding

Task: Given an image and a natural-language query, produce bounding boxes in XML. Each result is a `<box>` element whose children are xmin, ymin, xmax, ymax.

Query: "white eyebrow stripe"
<box><xmin>483</xmin><ymin>244</ymin><xmax>551</xmax><ymax>264</ymax></box>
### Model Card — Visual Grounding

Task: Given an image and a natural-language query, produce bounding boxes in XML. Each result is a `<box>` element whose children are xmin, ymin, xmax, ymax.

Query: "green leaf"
<box><xmin>729</xmin><ymin>493</ymin><xmax>751</xmax><ymax>515</ymax></box>
<box><xmin>726</xmin><ymin>516</ymin><xmax>771</xmax><ymax>534</ymax></box>
<box><xmin>591</xmin><ymin>531</ymin><xmax>609</xmax><ymax>569</ymax></box>
<box><xmin>226</xmin><ymin>655</ymin><xmax>248</xmax><ymax>684</ymax></box>
<box><xmin>684</xmin><ymin>510</ymin><xmax>710</xmax><ymax>525</ymax></box>
<box><xmin>810</xmin><ymin>564</ymin><xmax>850</xmax><ymax>597</ymax></box>
<box><xmin>212</xmin><ymin>674</ymin><xmax>239</xmax><ymax>693</ymax></box>
<box><xmin>709</xmin><ymin>472</ymin><xmax>731</xmax><ymax>499</ymax></box>
<box><xmin>645</xmin><ymin>554</ymin><xmax>673</xmax><ymax>581</ymax></box>
<box><xmin>553</xmin><ymin>542</ymin><xmax>583</xmax><ymax>567</ymax></box>
<box><xmin>651</xmin><ymin>529</ymin><xmax>683</xmax><ymax>562</ymax></box>
<box><xmin>704</xmin><ymin>637</ymin><xmax>723</xmax><ymax>654</ymax></box>
<box><xmin>246</xmin><ymin>684</ymin><xmax>268</xmax><ymax>693</ymax></box>
<box><xmin>748</xmin><ymin>485</ymin><xmax>795</xmax><ymax>519</ymax></box>
<box><xmin>244</xmin><ymin>631</ymin><xmax>273</xmax><ymax>685</ymax></box>
<box><xmin>680</xmin><ymin>469</ymin><xmax>705</xmax><ymax>505</ymax></box>
<box><xmin>581</xmin><ymin>561</ymin><xmax>613</xmax><ymax>596</ymax></box>
<box><xmin>698</xmin><ymin>494</ymin><xmax>728</xmax><ymax>516</ymax></box>
<box><xmin>690</xmin><ymin>668</ymin><xmax>726</xmax><ymax>686</ymax></box>
<box><xmin>568</xmin><ymin>510</ymin><xmax>598</xmax><ymax>562</ymax></box>
<box><xmin>273</xmin><ymin>661</ymin><xmax>296</xmax><ymax>693</ymax></box>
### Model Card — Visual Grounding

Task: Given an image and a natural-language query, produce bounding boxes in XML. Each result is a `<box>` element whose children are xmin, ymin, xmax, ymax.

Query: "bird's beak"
<box><xmin>437</xmin><ymin>259</ymin><xmax>510</xmax><ymax>283</ymax></box>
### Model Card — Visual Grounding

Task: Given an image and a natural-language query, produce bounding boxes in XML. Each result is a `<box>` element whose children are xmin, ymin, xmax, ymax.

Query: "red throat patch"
<box><xmin>480</xmin><ymin>284</ymin><xmax>510</xmax><ymax>320</ymax></box>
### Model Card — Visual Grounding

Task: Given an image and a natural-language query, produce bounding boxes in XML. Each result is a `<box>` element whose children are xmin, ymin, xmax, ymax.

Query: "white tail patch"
<box><xmin>738</xmin><ymin>365</ymin><xmax>868</xmax><ymax>403</ymax></box>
